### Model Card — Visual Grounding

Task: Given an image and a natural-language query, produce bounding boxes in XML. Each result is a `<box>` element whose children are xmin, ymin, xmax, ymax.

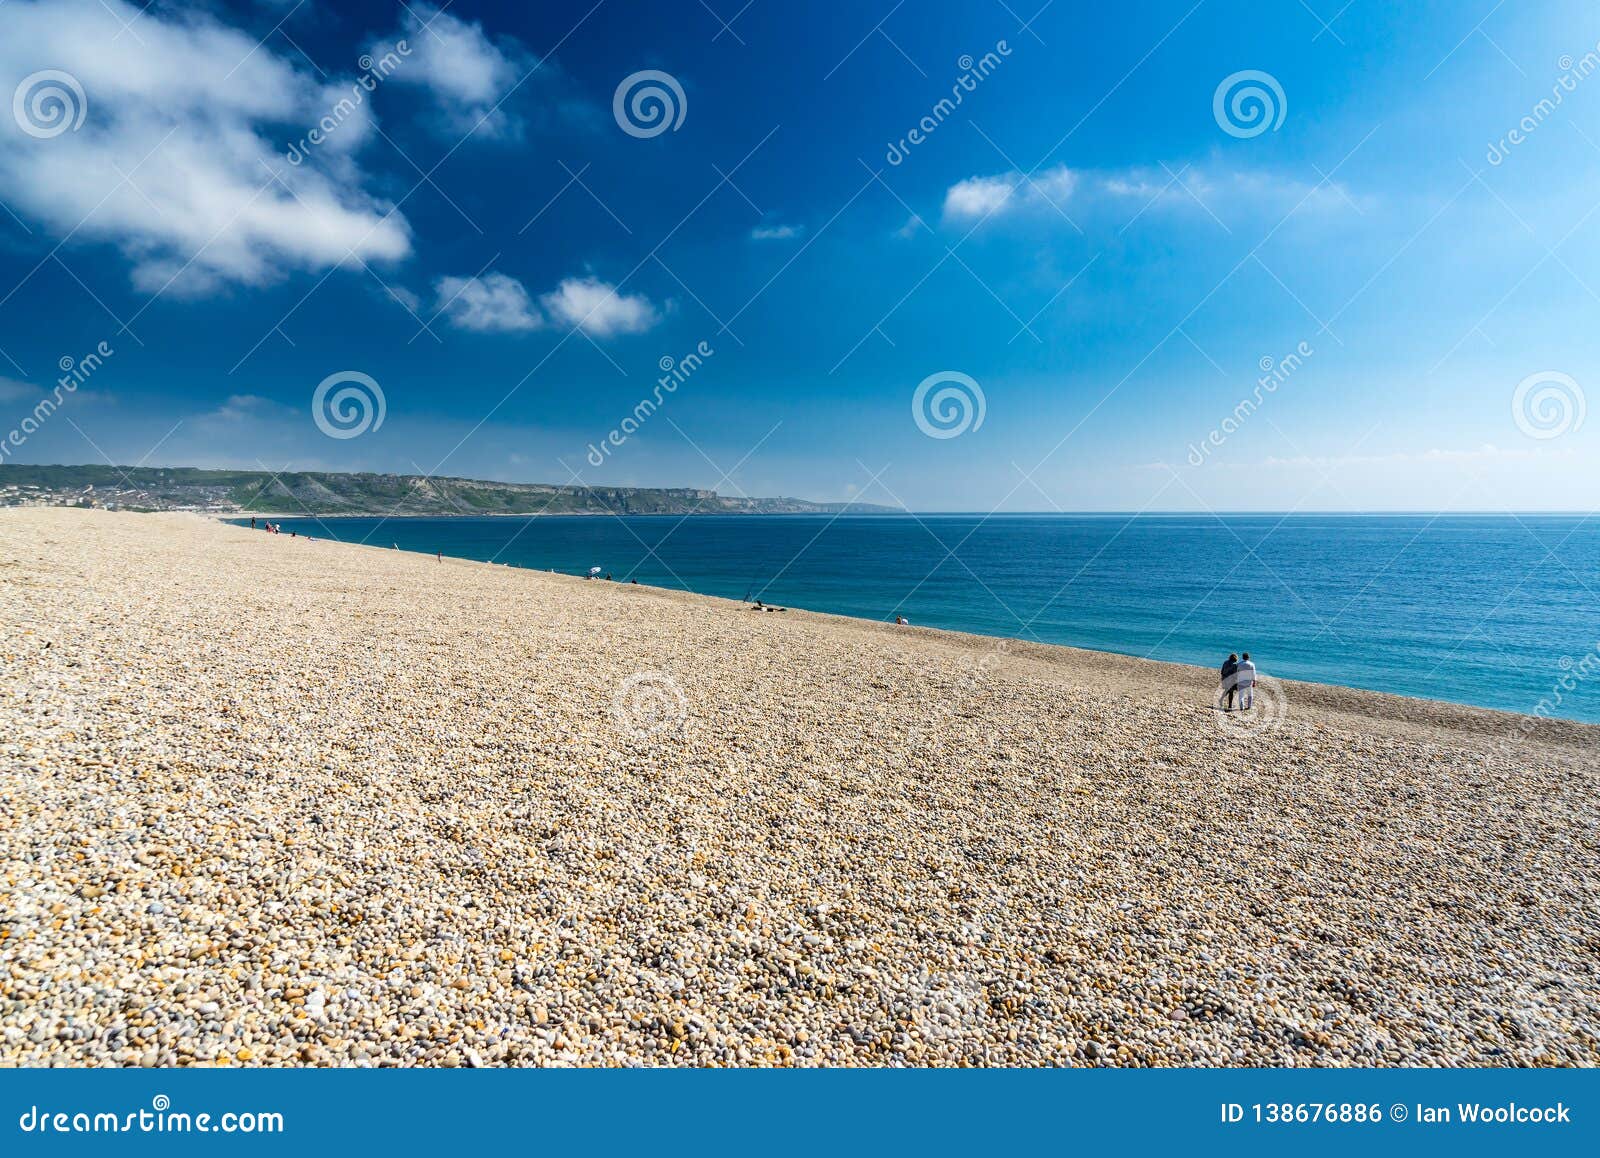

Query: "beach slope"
<box><xmin>2</xmin><ymin>509</ymin><xmax>1596</xmax><ymax>1066</ymax></box>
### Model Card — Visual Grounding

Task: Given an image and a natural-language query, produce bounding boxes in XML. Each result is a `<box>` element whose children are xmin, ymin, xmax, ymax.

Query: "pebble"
<box><xmin>1</xmin><ymin>508</ymin><xmax>1596</xmax><ymax>1068</ymax></box>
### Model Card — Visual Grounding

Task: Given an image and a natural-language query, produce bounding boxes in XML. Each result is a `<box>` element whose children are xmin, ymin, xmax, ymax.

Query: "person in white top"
<box><xmin>1236</xmin><ymin>652</ymin><xmax>1258</xmax><ymax>709</ymax></box>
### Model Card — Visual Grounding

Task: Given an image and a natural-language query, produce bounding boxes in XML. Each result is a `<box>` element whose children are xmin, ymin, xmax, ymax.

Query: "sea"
<box><xmin>241</xmin><ymin>513</ymin><xmax>1600</xmax><ymax>723</ymax></box>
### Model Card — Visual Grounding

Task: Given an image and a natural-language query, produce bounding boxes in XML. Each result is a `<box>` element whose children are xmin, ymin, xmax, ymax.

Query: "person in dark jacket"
<box><xmin>1219</xmin><ymin>653</ymin><xmax>1240</xmax><ymax>710</ymax></box>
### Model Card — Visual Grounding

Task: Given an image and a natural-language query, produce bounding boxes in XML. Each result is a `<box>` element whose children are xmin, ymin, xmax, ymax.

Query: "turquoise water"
<box><xmin>244</xmin><ymin>514</ymin><xmax>1600</xmax><ymax>722</ymax></box>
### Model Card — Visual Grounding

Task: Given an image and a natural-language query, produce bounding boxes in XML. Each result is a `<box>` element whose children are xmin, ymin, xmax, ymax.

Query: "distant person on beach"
<box><xmin>1237</xmin><ymin>653</ymin><xmax>1257</xmax><ymax>709</ymax></box>
<box><xmin>437</xmin><ymin>551</ymin><xmax>442</xmax><ymax>563</ymax></box>
<box><xmin>895</xmin><ymin>615</ymin><xmax>908</xmax><ymax>626</ymax></box>
<box><xmin>250</xmin><ymin>517</ymin><xmax>256</xmax><ymax>530</ymax></box>
<box><xmin>1220</xmin><ymin>653</ymin><xmax>1240</xmax><ymax>710</ymax></box>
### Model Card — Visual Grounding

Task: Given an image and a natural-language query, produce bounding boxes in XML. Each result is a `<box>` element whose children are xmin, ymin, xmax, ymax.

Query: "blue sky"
<box><xmin>0</xmin><ymin>0</ymin><xmax>1597</xmax><ymax>511</ymax></box>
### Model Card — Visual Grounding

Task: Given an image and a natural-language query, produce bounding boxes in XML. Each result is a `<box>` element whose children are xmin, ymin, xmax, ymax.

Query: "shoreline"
<box><xmin>4</xmin><ymin>508</ymin><xmax>1597</xmax><ymax>1067</ymax></box>
<box><xmin>210</xmin><ymin>508</ymin><xmax>1600</xmax><ymax>519</ymax></box>
<box><xmin>213</xmin><ymin>510</ymin><xmax>903</xmax><ymax>521</ymax></box>
<box><xmin>217</xmin><ymin>511</ymin><xmax>1600</xmax><ymax>737</ymax></box>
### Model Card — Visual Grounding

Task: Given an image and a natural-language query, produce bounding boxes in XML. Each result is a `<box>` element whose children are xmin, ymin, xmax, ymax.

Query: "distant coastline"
<box><xmin>223</xmin><ymin>509</ymin><xmax>905</xmax><ymax>519</ymax></box>
<box><xmin>0</xmin><ymin>463</ymin><xmax>898</xmax><ymax>517</ymax></box>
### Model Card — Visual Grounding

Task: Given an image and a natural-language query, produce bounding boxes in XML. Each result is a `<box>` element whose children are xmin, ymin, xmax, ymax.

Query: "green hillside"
<box><xmin>0</xmin><ymin>464</ymin><xmax>898</xmax><ymax>516</ymax></box>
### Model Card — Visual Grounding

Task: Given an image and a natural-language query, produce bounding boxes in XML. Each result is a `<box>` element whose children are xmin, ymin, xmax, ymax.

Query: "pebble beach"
<box><xmin>2</xmin><ymin>507</ymin><xmax>1597</xmax><ymax>1067</ymax></box>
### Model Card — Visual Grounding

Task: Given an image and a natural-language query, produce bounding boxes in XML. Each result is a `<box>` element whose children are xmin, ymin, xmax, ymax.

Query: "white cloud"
<box><xmin>1258</xmin><ymin>445</ymin><xmax>1572</xmax><ymax>469</ymax></box>
<box><xmin>751</xmin><ymin>223</ymin><xmax>803</xmax><ymax>240</ymax></box>
<box><xmin>378</xmin><ymin>284</ymin><xmax>422</xmax><ymax>314</ymax></box>
<box><xmin>1107</xmin><ymin>166</ymin><xmax>1358</xmax><ymax>215</ymax></box>
<box><xmin>1143</xmin><ymin>442</ymin><xmax>1573</xmax><ymax>476</ymax></box>
<box><xmin>941</xmin><ymin>163</ymin><xmax>1358</xmax><ymax>227</ymax></box>
<box><xmin>942</xmin><ymin>173</ymin><xmax>1022</xmax><ymax>222</ymax></box>
<box><xmin>1032</xmin><ymin>167</ymin><xmax>1077</xmax><ymax>202</ymax></box>
<box><xmin>894</xmin><ymin>214</ymin><xmax>928</xmax><ymax>239</ymax></box>
<box><xmin>941</xmin><ymin>166</ymin><xmax>1080</xmax><ymax>224</ymax></box>
<box><xmin>539</xmin><ymin>277</ymin><xmax>660</xmax><ymax>337</ymax></box>
<box><xmin>431</xmin><ymin>271</ymin><xmax>661</xmax><ymax>337</ymax></box>
<box><xmin>0</xmin><ymin>0</ymin><xmax>410</xmax><ymax>294</ymax></box>
<box><xmin>204</xmin><ymin>394</ymin><xmax>278</xmax><ymax>423</ymax></box>
<box><xmin>434</xmin><ymin>273</ymin><xmax>543</xmax><ymax>333</ymax></box>
<box><xmin>378</xmin><ymin>4</ymin><xmax>523</xmax><ymax>137</ymax></box>
<box><xmin>0</xmin><ymin>375</ymin><xmax>114</xmax><ymax>407</ymax></box>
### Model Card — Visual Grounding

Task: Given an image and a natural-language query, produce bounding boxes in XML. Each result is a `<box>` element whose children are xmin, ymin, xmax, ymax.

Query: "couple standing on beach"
<box><xmin>1218</xmin><ymin>652</ymin><xmax>1257</xmax><ymax>711</ymax></box>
